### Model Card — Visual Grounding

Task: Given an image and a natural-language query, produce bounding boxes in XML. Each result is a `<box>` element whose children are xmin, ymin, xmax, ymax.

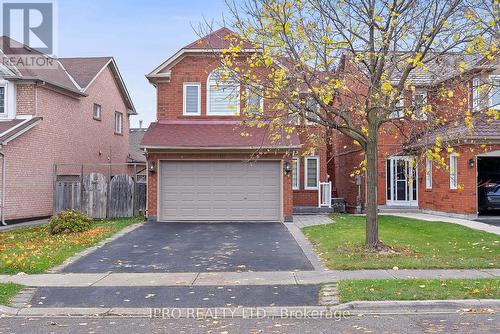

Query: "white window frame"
<box><xmin>449</xmin><ymin>153</ymin><xmax>458</xmax><ymax>190</ymax></box>
<box><xmin>425</xmin><ymin>157</ymin><xmax>432</xmax><ymax>189</ymax></box>
<box><xmin>489</xmin><ymin>75</ymin><xmax>500</xmax><ymax>110</ymax></box>
<box><xmin>413</xmin><ymin>90</ymin><xmax>428</xmax><ymax>120</ymax></box>
<box><xmin>472</xmin><ymin>77</ymin><xmax>481</xmax><ymax>111</ymax></box>
<box><xmin>305</xmin><ymin>97</ymin><xmax>320</xmax><ymax>125</ymax></box>
<box><xmin>292</xmin><ymin>157</ymin><xmax>300</xmax><ymax>190</ymax></box>
<box><xmin>183</xmin><ymin>83</ymin><xmax>201</xmax><ymax>116</ymax></box>
<box><xmin>304</xmin><ymin>156</ymin><xmax>320</xmax><ymax>190</ymax></box>
<box><xmin>246</xmin><ymin>86</ymin><xmax>264</xmax><ymax>115</ymax></box>
<box><xmin>390</xmin><ymin>98</ymin><xmax>404</xmax><ymax>119</ymax></box>
<box><xmin>93</xmin><ymin>103</ymin><xmax>101</xmax><ymax>120</ymax></box>
<box><xmin>0</xmin><ymin>80</ymin><xmax>15</xmax><ymax>119</ymax></box>
<box><xmin>206</xmin><ymin>69</ymin><xmax>240</xmax><ymax>116</ymax></box>
<box><xmin>114</xmin><ymin>111</ymin><xmax>123</xmax><ymax>134</ymax></box>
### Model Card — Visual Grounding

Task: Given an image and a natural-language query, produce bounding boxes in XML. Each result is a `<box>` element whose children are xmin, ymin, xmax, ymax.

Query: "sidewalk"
<box><xmin>383</xmin><ymin>212</ymin><xmax>500</xmax><ymax>235</ymax></box>
<box><xmin>1</xmin><ymin>269</ymin><xmax>498</xmax><ymax>287</ymax></box>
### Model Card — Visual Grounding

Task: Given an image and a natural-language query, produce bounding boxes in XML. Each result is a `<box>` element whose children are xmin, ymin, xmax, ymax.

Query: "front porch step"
<box><xmin>378</xmin><ymin>206</ymin><xmax>421</xmax><ymax>213</ymax></box>
<box><xmin>293</xmin><ymin>206</ymin><xmax>335</xmax><ymax>215</ymax></box>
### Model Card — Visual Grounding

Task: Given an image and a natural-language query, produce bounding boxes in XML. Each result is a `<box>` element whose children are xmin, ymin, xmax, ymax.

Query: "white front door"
<box><xmin>386</xmin><ymin>157</ymin><xmax>418</xmax><ymax>207</ymax></box>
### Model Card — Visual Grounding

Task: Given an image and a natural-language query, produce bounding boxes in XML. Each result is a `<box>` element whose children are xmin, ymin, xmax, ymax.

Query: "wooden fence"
<box><xmin>54</xmin><ymin>163</ymin><xmax>146</xmax><ymax>219</ymax></box>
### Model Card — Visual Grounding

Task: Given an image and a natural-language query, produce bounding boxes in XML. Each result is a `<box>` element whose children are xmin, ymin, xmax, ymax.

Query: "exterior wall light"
<box><xmin>283</xmin><ymin>161</ymin><xmax>292</xmax><ymax>176</ymax></box>
<box><xmin>149</xmin><ymin>160</ymin><xmax>156</xmax><ymax>173</ymax></box>
<box><xmin>468</xmin><ymin>158</ymin><xmax>475</xmax><ymax>168</ymax></box>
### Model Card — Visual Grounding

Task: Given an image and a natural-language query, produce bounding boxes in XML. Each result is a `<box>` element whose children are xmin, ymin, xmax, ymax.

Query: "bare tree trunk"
<box><xmin>365</xmin><ymin>135</ymin><xmax>379</xmax><ymax>247</ymax></box>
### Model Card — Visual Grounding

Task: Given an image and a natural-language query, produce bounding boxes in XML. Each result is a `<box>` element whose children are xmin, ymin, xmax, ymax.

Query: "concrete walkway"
<box><xmin>293</xmin><ymin>215</ymin><xmax>333</xmax><ymax>228</ymax></box>
<box><xmin>384</xmin><ymin>212</ymin><xmax>500</xmax><ymax>235</ymax></box>
<box><xmin>1</xmin><ymin>269</ymin><xmax>498</xmax><ymax>287</ymax></box>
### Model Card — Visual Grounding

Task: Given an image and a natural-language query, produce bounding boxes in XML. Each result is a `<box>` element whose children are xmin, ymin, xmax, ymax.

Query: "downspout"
<box><xmin>0</xmin><ymin>148</ymin><xmax>6</xmax><ymax>226</ymax></box>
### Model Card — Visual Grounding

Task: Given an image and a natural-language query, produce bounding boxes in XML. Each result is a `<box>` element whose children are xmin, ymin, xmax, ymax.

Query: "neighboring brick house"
<box><xmin>142</xmin><ymin>28</ymin><xmax>329</xmax><ymax>223</ymax></box>
<box><xmin>0</xmin><ymin>36</ymin><xmax>136</xmax><ymax>223</ymax></box>
<box><xmin>330</xmin><ymin>53</ymin><xmax>500</xmax><ymax>218</ymax></box>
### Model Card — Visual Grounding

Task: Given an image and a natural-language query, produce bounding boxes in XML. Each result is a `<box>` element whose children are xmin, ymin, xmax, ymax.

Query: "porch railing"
<box><xmin>318</xmin><ymin>181</ymin><xmax>332</xmax><ymax>208</ymax></box>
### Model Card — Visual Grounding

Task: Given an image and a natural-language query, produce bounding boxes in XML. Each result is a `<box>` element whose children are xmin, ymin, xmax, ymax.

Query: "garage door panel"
<box><xmin>159</xmin><ymin>161</ymin><xmax>281</xmax><ymax>221</ymax></box>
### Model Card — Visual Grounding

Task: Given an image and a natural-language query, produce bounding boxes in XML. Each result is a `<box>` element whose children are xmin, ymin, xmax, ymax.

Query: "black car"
<box><xmin>484</xmin><ymin>184</ymin><xmax>500</xmax><ymax>210</ymax></box>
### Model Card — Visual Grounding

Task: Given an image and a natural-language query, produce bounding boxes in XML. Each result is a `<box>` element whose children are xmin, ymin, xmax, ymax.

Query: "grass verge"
<box><xmin>0</xmin><ymin>217</ymin><xmax>142</xmax><ymax>274</ymax></box>
<box><xmin>0</xmin><ymin>283</ymin><xmax>23</xmax><ymax>305</ymax></box>
<box><xmin>302</xmin><ymin>214</ymin><xmax>499</xmax><ymax>269</ymax></box>
<box><xmin>339</xmin><ymin>278</ymin><xmax>500</xmax><ymax>303</ymax></box>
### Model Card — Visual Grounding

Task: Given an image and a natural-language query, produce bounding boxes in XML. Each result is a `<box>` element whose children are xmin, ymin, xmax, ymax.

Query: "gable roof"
<box><xmin>58</xmin><ymin>57</ymin><xmax>112</xmax><ymax>88</ymax></box>
<box><xmin>0</xmin><ymin>36</ymin><xmax>136</xmax><ymax>113</ymax></box>
<box><xmin>146</xmin><ymin>27</ymin><xmax>260</xmax><ymax>81</ymax></box>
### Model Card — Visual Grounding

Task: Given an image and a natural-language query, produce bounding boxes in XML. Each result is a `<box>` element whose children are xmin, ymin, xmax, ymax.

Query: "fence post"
<box><xmin>79</xmin><ymin>164</ymin><xmax>84</xmax><ymax>212</ymax></box>
<box><xmin>106</xmin><ymin>163</ymin><xmax>111</xmax><ymax>219</ymax></box>
<box><xmin>52</xmin><ymin>164</ymin><xmax>57</xmax><ymax>214</ymax></box>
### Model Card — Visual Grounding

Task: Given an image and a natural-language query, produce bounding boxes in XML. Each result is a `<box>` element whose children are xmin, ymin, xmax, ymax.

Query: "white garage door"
<box><xmin>159</xmin><ymin>160</ymin><xmax>281</xmax><ymax>221</ymax></box>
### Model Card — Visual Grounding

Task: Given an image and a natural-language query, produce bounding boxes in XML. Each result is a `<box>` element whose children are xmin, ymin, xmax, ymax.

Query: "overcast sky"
<box><xmin>56</xmin><ymin>0</ymin><xmax>229</xmax><ymax>128</ymax></box>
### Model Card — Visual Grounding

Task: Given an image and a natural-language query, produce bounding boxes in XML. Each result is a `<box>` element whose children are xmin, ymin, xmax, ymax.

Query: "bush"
<box><xmin>49</xmin><ymin>210</ymin><xmax>93</xmax><ymax>235</ymax></box>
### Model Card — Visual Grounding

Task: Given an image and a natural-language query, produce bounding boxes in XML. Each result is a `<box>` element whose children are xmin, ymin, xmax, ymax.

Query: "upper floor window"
<box><xmin>246</xmin><ymin>86</ymin><xmax>263</xmax><ymax>115</ymax></box>
<box><xmin>115</xmin><ymin>111</ymin><xmax>123</xmax><ymax>134</ymax></box>
<box><xmin>449</xmin><ymin>153</ymin><xmax>458</xmax><ymax>190</ymax></box>
<box><xmin>305</xmin><ymin>97</ymin><xmax>320</xmax><ymax>125</ymax></box>
<box><xmin>183</xmin><ymin>83</ymin><xmax>201</xmax><ymax>116</ymax></box>
<box><xmin>93</xmin><ymin>103</ymin><xmax>101</xmax><ymax>120</ymax></box>
<box><xmin>0</xmin><ymin>86</ymin><xmax>5</xmax><ymax>114</ymax></box>
<box><xmin>390</xmin><ymin>98</ymin><xmax>404</xmax><ymax>119</ymax></box>
<box><xmin>413</xmin><ymin>90</ymin><xmax>428</xmax><ymax>120</ymax></box>
<box><xmin>207</xmin><ymin>69</ymin><xmax>240</xmax><ymax>116</ymax></box>
<box><xmin>490</xmin><ymin>75</ymin><xmax>500</xmax><ymax>110</ymax></box>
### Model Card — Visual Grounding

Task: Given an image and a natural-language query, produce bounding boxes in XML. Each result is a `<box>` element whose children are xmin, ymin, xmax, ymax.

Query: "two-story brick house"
<box><xmin>0</xmin><ymin>36</ymin><xmax>136</xmax><ymax>223</ymax></box>
<box><xmin>330</xmin><ymin>53</ymin><xmax>500</xmax><ymax>218</ymax></box>
<box><xmin>142</xmin><ymin>28</ymin><xmax>330</xmax><ymax>223</ymax></box>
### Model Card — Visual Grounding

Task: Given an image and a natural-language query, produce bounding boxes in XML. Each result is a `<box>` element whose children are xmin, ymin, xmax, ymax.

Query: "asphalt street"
<box><xmin>0</xmin><ymin>313</ymin><xmax>498</xmax><ymax>333</ymax></box>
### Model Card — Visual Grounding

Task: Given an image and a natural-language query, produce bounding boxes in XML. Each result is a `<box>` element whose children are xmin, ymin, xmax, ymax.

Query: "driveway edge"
<box><xmin>47</xmin><ymin>222</ymin><xmax>144</xmax><ymax>273</ymax></box>
<box><xmin>1</xmin><ymin>299</ymin><xmax>498</xmax><ymax>318</ymax></box>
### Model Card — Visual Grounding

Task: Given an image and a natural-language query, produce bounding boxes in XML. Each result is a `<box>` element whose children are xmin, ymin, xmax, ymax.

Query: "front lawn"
<box><xmin>0</xmin><ymin>283</ymin><xmax>23</xmax><ymax>305</ymax></box>
<box><xmin>303</xmin><ymin>214</ymin><xmax>499</xmax><ymax>269</ymax></box>
<box><xmin>339</xmin><ymin>278</ymin><xmax>500</xmax><ymax>303</ymax></box>
<box><xmin>0</xmin><ymin>217</ymin><xmax>142</xmax><ymax>274</ymax></box>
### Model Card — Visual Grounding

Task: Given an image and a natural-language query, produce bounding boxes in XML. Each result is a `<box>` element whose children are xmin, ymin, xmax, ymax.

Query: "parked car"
<box><xmin>485</xmin><ymin>185</ymin><xmax>500</xmax><ymax>210</ymax></box>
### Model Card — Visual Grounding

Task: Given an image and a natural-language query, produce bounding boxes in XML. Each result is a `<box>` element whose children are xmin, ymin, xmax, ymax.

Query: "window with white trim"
<box><xmin>93</xmin><ymin>103</ymin><xmax>101</xmax><ymax>120</ymax></box>
<box><xmin>246</xmin><ymin>86</ymin><xmax>263</xmax><ymax>115</ymax></box>
<box><xmin>0</xmin><ymin>86</ymin><xmax>5</xmax><ymax>114</ymax></box>
<box><xmin>413</xmin><ymin>90</ymin><xmax>428</xmax><ymax>120</ymax></box>
<box><xmin>114</xmin><ymin>111</ymin><xmax>123</xmax><ymax>134</ymax></box>
<box><xmin>473</xmin><ymin>77</ymin><xmax>482</xmax><ymax>111</ymax></box>
<box><xmin>305</xmin><ymin>97</ymin><xmax>320</xmax><ymax>125</ymax></box>
<box><xmin>207</xmin><ymin>69</ymin><xmax>240</xmax><ymax>116</ymax></box>
<box><xmin>449</xmin><ymin>154</ymin><xmax>458</xmax><ymax>189</ymax></box>
<box><xmin>183</xmin><ymin>83</ymin><xmax>201</xmax><ymax>115</ymax></box>
<box><xmin>304</xmin><ymin>156</ymin><xmax>319</xmax><ymax>189</ymax></box>
<box><xmin>490</xmin><ymin>75</ymin><xmax>500</xmax><ymax>110</ymax></box>
<box><xmin>425</xmin><ymin>157</ymin><xmax>432</xmax><ymax>189</ymax></box>
<box><xmin>389</xmin><ymin>98</ymin><xmax>404</xmax><ymax>118</ymax></box>
<box><xmin>292</xmin><ymin>158</ymin><xmax>300</xmax><ymax>190</ymax></box>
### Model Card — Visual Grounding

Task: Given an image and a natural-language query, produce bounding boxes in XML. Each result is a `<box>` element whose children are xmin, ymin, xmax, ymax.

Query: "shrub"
<box><xmin>49</xmin><ymin>210</ymin><xmax>93</xmax><ymax>235</ymax></box>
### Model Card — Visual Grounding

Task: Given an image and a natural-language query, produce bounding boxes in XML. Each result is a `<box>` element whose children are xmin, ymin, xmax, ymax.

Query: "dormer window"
<box><xmin>490</xmin><ymin>75</ymin><xmax>500</xmax><ymax>110</ymax></box>
<box><xmin>472</xmin><ymin>76</ymin><xmax>499</xmax><ymax>111</ymax></box>
<box><xmin>0</xmin><ymin>86</ymin><xmax>5</xmax><ymax>114</ymax></box>
<box><xmin>390</xmin><ymin>98</ymin><xmax>404</xmax><ymax>119</ymax></box>
<box><xmin>207</xmin><ymin>69</ymin><xmax>240</xmax><ymax>116</ymax></box>
<box><xmin>0</xmin><ymin>80</ymin><xmax>14</xmax><ymax>119</ymax></box>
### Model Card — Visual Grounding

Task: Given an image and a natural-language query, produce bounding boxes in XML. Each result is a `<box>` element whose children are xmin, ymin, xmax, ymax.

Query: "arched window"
<box><xmin>207</xmin><ymin>69</ymin><xmax>240</xmax><ymax>116</ymax></box>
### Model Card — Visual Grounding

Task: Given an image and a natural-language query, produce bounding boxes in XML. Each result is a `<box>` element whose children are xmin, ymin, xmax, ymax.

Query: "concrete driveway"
<box><xmin>61</xmin><ymin>222</ymin><xmax>314</xmax><ymax>273</ymax></box>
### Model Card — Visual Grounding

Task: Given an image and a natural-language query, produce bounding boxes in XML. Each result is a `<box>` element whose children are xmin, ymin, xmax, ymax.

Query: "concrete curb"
<box><xmin>47</xmin><ymin>222</ymin><xmax>144</xmax><ymax>273</ymax></box>
<box><xmin>1</xmin><ymin>300</ymin><xmax>498</xmax><ymax>318</ymax></box>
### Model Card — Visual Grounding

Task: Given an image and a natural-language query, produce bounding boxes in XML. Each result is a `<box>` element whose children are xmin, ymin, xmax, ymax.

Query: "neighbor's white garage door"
<box><xmin>159</xmin><ymin>160</ymin><xmax>281</xmax><ymax>221</ymax></box>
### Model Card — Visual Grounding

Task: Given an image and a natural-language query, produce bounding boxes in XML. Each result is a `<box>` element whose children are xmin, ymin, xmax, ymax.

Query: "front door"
<box><xmin>386</xmin><ymin>157</ymin><xmax>418</xmax><ymax>207</ymax></box>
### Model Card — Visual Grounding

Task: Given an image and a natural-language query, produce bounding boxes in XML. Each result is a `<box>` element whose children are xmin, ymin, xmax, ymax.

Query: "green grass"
<box><xmin>0</xmin><ymin>283</ymin><xmax>23</xmax><ymax>305</ymax></box>
<box><xmin>0</xmin><ymin>217</ymin><xmax>142</xmax><ymax>274</ymax></box>
<box><xmin>339</xmin><ymin>278</ymin><xmax>500</xmax><ymax>303</ymax></box>
<box><xmin>302</xmin><ymin>214</ymin><xmax>499</xmax><ymax>269</ymax></box>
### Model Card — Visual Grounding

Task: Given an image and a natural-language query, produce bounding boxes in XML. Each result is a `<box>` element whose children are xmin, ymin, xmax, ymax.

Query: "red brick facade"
<box><xmin>146</xmin><ymin>52</ymin><xmax>329</xmax><ymax>221</ymax></box>
<box><xmin>1</xmin><ymin>66</ymin><xmax>131</xmax><ymax>220</ymax></box>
